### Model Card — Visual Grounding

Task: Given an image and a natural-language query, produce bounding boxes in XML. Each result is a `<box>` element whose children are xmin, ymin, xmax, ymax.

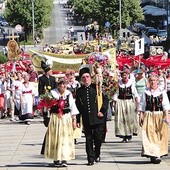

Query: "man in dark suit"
<box><xmin>38</xmin><ymin>61</ymin><xmax>56</xmax><ymax>95</ymax></box>
<box><xmin>38</xmin><ymin>61</ymin><xmax>56</xmax><ymax>127</ymax></box>
<box><xmin>75</xmin><ymin>67</ymin><xmax>108</xmax><ymax>166</ymax></box>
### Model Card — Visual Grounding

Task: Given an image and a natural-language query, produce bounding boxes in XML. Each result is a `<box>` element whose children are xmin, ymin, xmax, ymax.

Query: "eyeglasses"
<box><xmin>82</xmin><ymin>75</ymin><xmax>90</xmax><ymax>79</ymax></box>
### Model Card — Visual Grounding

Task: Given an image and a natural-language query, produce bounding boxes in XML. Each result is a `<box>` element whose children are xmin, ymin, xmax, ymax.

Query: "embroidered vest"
<box><xmin>118</xmin><ymin>85</ymin><xmax>133</xmax><ymax>100</ymax></box>
<box><xmin>145</xmin><ymin>93</ymin><xmax>163</xmax><ymax>111</ymax></box>
<box><xmin>51</xmin><ymin>94</ymin><xmax>70</xmax><ymax>114</ymax></box>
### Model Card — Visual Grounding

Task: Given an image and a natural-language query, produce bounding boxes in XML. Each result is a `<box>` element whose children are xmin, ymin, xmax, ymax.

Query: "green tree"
<box><xmin>72</xmin><ymin>0</ymin><xmax>101</xmax><ymax>24</ymax></box>
<box><xmin>0</xmin><ymin>52</ymin><xmax>8</xmax><ymax>64</ymax></box>
<box><xmin>4</xmin><ymin>0</ymin><xmax>53</xmax><ymax>41</ymax></box>
<box><xmin>72</xmin><ymin>0</ymin><xmax>144</xmax><ymax>30</ymax></box>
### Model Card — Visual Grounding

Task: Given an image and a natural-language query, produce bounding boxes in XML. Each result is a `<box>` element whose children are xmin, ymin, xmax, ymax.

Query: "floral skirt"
<box><xmin>141</xmin><ymin>111</ymin><xmax>168</xmax><ymax>158</ymax></box>
<box><xmin>44</xmin><ymin>113</ymin><xmax>75</xmax><ymax>161</ymax></box>
<box><xmin>115</xmin><ymin>99</ymin><xmax>138</xmax><ymax>137</ymax></box>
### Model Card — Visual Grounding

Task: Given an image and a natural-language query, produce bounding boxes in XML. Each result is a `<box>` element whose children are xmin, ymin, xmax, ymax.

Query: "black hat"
<box><xmin>41</xmin><ymin>61</ymin><xmax>51</xmax><ymax>73</ymax></box>
<box><xmin>79</xmin><ymin>67</ymin><xmax>90</xmax><ymax>78</ymax></box>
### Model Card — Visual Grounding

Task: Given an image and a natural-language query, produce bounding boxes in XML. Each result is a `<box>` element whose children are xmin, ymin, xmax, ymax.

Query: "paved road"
<box><xmin>43</xmin><ymin>0</ymin><xmax>84</xmax><ymax>45</ymax></box>
<box><xmin>0</xmin><ymin>117</ymin><xmax>170</xmax><ymax>170</ymax></box>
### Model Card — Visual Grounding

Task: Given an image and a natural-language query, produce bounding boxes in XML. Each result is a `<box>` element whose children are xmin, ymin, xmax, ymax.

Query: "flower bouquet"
<box><xmin>102</xmin><ymin>69</ymin><xmax>118</xmax><ymax>101</ymax></box>
<box><xmin>37</xmin><ymin>86</ymin><xmax>57</xmax><ymax>110</ymax></box>
<box><xmin>85</xmin><ymin>52</ymin><xmax>109</xmax><ymax>66</ymax></box>
<box><xmin>84</xmin><ymin>52</ymin><xmax>118</xmax><ymax>101</ymax></box>
<box><xmin>37</xmin><ymin>86</ymin><xmax>57</xmax><ymax>127</ymax></box>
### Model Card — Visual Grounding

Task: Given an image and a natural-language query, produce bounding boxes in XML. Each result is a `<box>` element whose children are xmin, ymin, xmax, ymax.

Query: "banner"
<box><xmin>117</xmin><ymin>53</ymin><xmax>170</xmax><ymax>69</ymax></box>
<box><xmin>30</xmin><ymin>50</ymin><xmax>86</xmax><ymax>72</ymax></box>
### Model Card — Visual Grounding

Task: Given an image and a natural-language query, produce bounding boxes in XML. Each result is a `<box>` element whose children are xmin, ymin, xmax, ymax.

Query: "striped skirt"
<box><xmin>44</xmin><ymin>113</ymin><xmax>75</xmax><ymax>161</ymax></box>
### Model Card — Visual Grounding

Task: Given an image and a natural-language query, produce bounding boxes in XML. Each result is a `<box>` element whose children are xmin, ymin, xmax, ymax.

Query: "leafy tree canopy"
<box><xmin>4</xmin><ymin>0</ymin><xmax>53</xmax><ymax>38</ymax></box>
<box><xmin>71</xmin><ymin>0</ymin><xmax>144</xmax><ymax>29</ymax></box>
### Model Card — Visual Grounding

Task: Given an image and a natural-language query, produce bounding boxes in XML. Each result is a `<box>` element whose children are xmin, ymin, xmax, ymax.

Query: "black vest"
<box><xmin>50</xmin><ymin>94</ymin><xmax>70</xmax><ymax>114</ymax></box>
<box><xmin>118</xmin><ymin>85</ymin><xmax>133</xmax><ymax>100</ymax></box>
<box><xmin>145</xmin><ymin>93</ymin><xmax>163</xmax><ymax>111</ymax></box>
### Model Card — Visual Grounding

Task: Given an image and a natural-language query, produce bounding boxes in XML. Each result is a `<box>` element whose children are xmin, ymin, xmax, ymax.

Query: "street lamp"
<box><xmin>31</xmin><ymin>0</ymin><xmax>35</xmax><ymax>46</ymax></box>
<box><xmin>119</xmin><ymin>0</ymin><xmax>122</xmax><ymax>38</ymax></box>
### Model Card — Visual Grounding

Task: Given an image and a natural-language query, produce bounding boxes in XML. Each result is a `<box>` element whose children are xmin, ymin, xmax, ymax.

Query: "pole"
<box><xmin>119</xmin><ymin>0</ymin><xmax>122</xmax><ymax>38</ymax></box>
<box><xmin>31</xmin><ymin>0</ymin><xmax>35</xmax><ymax>46</ymax></box>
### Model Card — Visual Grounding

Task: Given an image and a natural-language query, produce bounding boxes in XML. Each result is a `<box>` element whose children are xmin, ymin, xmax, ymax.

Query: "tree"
<box><xmin>4</xmin><ymin>0</ymin><xmax>53</xmax><ymax>41</ymax></box>
<box><xmin>72</xmin><ymin>0</ymin><xmax>144</xmax><ymax>31</ymax></box>
<box><xmin>0</xmin><ymin>52</ymin><xmax>8</xmax><ymax>64</ymax></box>
<box><xmin>72</xmin><ymin>0</ymin><xmax>101</xmax><ymax>24</ymax></box>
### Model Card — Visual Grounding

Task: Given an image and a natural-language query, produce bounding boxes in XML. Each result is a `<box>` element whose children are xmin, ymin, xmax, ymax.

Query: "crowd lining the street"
<box><xmin>0</xmin><ymin>49</ymin><xmax>170</xmax><ymax>167</ymax></box>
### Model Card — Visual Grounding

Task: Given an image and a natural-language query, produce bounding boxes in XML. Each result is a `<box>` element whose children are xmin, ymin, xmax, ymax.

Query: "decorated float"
<box><xmin>30</xmin><ymin>39</ymin><xmax>117</xmax><ymax>75</ymax></box>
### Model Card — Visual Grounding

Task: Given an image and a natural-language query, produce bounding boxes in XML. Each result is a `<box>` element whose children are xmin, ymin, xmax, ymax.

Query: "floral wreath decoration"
<box><xmin>84</xmin><ymin>52</ymin><xmax>118</xmax><ymax>101</ymax></box>
<box><xmin>85</xmin><ymin>52</ymin><xmax>109</xmax><ymax>66</ymax></box>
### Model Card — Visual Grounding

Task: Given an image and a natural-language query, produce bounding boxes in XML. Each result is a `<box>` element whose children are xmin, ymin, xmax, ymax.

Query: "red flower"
<box><xmin>57</xmin><ymin>98</ymin><xmax>65</xmax><ymax>116</ymax></box>
<box><xmin>88</xmin><ymin>56</ymin><xmax>95</xmax><ymax>64</ymax></box>
<box><xmin>15</xmin><ymin>86</ymin><xmax>19</xmax><ymax>90</ymax></box>
<box><xmin>37</xmin><ymin>98</ymin><xmax>57</xmax><ymax>110</ymax></box>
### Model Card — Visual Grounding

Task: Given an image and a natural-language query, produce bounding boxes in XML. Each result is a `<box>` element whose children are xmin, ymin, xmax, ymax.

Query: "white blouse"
<box><xmin>139</xmin><ymin>87</ymin><xmax>170</xmax><ymax>112</ymax></box>
<box><xmin>113</xmin><ymin>79</ymin><xmax>139</xmax><ymax>101</ymax></box>
<box><xmin>51</xmin><ymin>89</ymin><xmax>79</xmax><ymax>115</ymax></box>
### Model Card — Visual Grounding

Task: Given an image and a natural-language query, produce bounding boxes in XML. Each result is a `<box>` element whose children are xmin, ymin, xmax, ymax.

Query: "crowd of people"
<box><xmin>0</xmin><ymin>55</ymin><xmax>170</xmax><ymax>167</ymax></box>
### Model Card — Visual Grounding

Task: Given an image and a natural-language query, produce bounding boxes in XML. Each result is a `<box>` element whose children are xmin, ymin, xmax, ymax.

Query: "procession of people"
<box><xmin>0</xmin><ymin>37</ymin><xmax>170</xmax><ymax>168</ymax></box>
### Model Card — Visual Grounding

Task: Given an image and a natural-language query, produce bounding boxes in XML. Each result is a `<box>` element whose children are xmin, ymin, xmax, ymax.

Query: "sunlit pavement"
<box><xmin>0</xmin><ymin>116</ymin><xmax>170</xmax><ymax>170</ymax></box>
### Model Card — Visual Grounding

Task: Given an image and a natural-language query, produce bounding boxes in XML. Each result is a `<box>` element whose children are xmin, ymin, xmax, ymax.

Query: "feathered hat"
<box><xmin>41</xmin><ymin>61</ymin><xmax>51</xmax><ymax>73</ymax></box>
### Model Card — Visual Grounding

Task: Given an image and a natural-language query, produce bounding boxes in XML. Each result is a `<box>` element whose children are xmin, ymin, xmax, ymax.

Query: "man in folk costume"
<box><xmin>75</xmin><ymin>66</ymin><xmax>109</xmax><ymax>166</ymax></box>
<box><xmin>139</xmin><ymin>72</ymin><xmax>170</xmax><ymax>164</ymax></box>
<box><xmin>38</xmin><ymin>61</ymin><xmax>57</xmax><ymax>126</ymax></box>
<box><xmin>38</xmin><ymin>61</ymin><xmax>56</xmax><ymax>96</ymax></box>
<box><xmin>40</xmin><ymin>61</ymin><xmax>57</xmax><ymax>156</ymax></box>
<box><xmin>113</xmin><ymin>69</ymin><xmax>139</xmax><ymax>142</ymax></box>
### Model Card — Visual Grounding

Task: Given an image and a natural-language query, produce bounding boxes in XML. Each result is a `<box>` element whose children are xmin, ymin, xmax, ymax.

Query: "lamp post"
<box><xmin>31</xmin><ymin>0</ymin><xmax>35</xmax><ymax>46</ymax></box>
<box><xmin>119</xmin><ymin>0</ymin><xmax>122</xmax><ymax>38</ymax></box>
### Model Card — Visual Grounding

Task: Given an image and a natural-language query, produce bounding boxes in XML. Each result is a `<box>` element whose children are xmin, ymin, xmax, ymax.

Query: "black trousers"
<box><xmin>84</xmin><ymin>123</ymin><xmax>104</xmax><ymax>163</ymax></box>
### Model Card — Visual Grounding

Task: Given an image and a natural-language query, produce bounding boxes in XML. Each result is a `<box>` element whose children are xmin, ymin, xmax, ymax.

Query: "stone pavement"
<box><xmin>0</xmin><ymin>117</ymin><xmax>170</xmax><ymax>170</ymax></box>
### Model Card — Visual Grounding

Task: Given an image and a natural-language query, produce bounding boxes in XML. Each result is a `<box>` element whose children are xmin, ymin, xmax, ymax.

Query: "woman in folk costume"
<box><xmin>113</xmin><ymin>69</ymin><xmax>139</xmax><ymax>142</ymax></box>
<box><xmin>43</xmin><ymin>78</ymin><xmax>79</xmax><ymax>167</ymax></box>
<box><xmin>0</xmin><ymin>67</ymin><xmax>6</xmax><ymax>118</ymax></box>
<box><xmin>66</xmin><ymin>69</ymin><xmax>80</xmax><ymax>97</ymax></box>
<box><xmin>0</xmin><ymin>76</ymin><xmax>5</xmax><ymax>118</ymax></box>
<box><xmin>65</xmin><ymin>69</ymin><xmax>81</xmax><ymax>144</ymax></box>
<box><xmin>139</xmin><ymin>72</ymin><xmax>170</xmax><ymax>164</ymax></box>
<box><xmin>20</xmin><ymin>73</ymin><xmax>35</xmax><ymax>124</ymax></box>
<box><xmin>11</xmin><ymin>71</ymin><xmax>24</xmax><ymax>121</ymax></box>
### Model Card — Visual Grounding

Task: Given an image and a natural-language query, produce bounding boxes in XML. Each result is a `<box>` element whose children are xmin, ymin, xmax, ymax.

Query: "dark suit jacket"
<box><xmin>38</xmin><ymin>74</ymin><xmax>56</xmax><ymax>95</ymax></box>
<box><xmin>75</xmin><ymin>83</ymin><xmax>109</xmax><ymax>126</ymax></box>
